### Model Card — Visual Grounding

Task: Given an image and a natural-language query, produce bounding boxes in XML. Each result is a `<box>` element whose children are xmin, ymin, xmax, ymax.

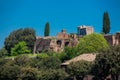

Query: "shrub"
<box><xmin>77</xmin><ymin>33</ymin><xmax>109</xmax><ymax>54</ymax></box>
<box><xmin>11</xmin><ymin>41</ymin><xmax>31</xmax><ymax>56</ymax></box>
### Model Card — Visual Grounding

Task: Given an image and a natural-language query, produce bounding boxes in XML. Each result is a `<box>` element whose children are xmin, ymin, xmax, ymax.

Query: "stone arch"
<box><xmin>57</xmin><ymin>40</ymin><xmax>62</xmax><ymax>47</ymax></box>
<box><xmin>65</xmin><ymin>41</ymin><xmax>69</xmax><ymax>47</ymax></box>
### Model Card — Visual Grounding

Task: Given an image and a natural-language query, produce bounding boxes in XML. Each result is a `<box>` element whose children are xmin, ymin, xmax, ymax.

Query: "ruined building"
<box><xmin>33</xmin><ymin>25</ymin><xmax>120</xmax><ymax>53</ymax></box>
<box><xmin>77</xmin><ymin>25</ymin><xmax>94</xmax><ymax>37</ymax></box>
<box><xmin>104</xmin><ymin>32</ymin><xmax>120</xmax><ymax>46</ymax></box>
<box><xmin>33</xmin><ymin>29</ymin><xmax>78</xmax><ymax>53</ymax></box>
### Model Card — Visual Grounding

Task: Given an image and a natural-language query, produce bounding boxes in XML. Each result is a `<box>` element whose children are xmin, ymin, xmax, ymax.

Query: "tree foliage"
<box><xmin>103</xmin><ymin>12</ymin><xmax>110</xmax><ymax>34</ymax></box>
<box><xmin>38</xmin><ymin>69</ymin><xmax>68</xmax><ymax>80</ymax></box>
<box><xmin>4</xmin><ymin>28</ymin><xmax>36</xmax><ymax>54</ymax></box>
<box><xmin>44</xmin><ymin>22</ymin><xmax>50</xmax><ymax>36</ymax></box>
<box><xmin>14</xmin><ymin>55</ymin><xmax>30</xmax><ymax>66</ymax></box>
<box><xmin>11</xmin><ymin>41</ymin><xmax>31</xmax><ymax>56</ymax></box>
<box><xmin>77</xmin><ymin>33</ymin><xmax>109</xmax><ymax>54</ymax></box>
<box><xmin>67</xmin><ymin>60</ymin><xmax>92</xmax><ymax>80</ymax></box>
<box><xmin>36</xmin><ymin>57</ymin><xmax>61</xmax><ymax>69</ymax></box>
<box><xmin>93</xmin><ymin>46</ymin><xmax>120</xmax><ymax>80</ymax></box>
<box><xmin>0</xmin><ymin>48</ymin><xmax>8</xmax><ymax>57</ymax></box>
<box><xmin>63</xmin><ymin>47</ymin><xmax>78</xmax><ymax>60</ymax></box>
<box><xmin>0</xmin><ymin>54</ymin><xmax>68</xmax><ymax>80</ymax></box>
<box><xmin>0</xmin><ymin>60</ymin><xmax>20</xmax><ymax>80</ymax></box>
<box><xmin>18</xmin><ymin>67</ymin><xmax>38</xmax><ymax>80</ymax></box>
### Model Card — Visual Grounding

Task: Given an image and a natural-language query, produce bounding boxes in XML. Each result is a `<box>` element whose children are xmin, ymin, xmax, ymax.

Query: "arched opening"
<box><xmin>65</xmin><ymin>42</ymin><xmax>69</xmax><ymax>47</ymax></box>
<box><xmin>57</xmin><ymin>40</ymin><xmax>62</xmax><ymax>47</ymax></box>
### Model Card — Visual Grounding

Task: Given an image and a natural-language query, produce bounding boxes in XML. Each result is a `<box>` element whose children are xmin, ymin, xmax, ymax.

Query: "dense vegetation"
<box><xmin>0</xmin><ymin>27</ymin><xmax>120</xmax><ymax>80</ymax></box>
<box><xmin>11</xmin><ymin>41</ymin><xmax>31</xmax><ymax>56</ymax></box>
<box><xmin>4</xmin><ymin>28</ymin><xmax>36</xmax><ymax>54</ymax></box>
<box><xmin>77</xmin><ymin>33</ymin><xmax>109</xmax><ymax>54</ymax></box>
<box><xmin>0</xmin><ymin>45</ymin><xmax>119</xmax><ymax>80</ymax></box>
<box><xmin>92</xmin><ymin>46</ymin><xmax>120</xmax><ymax>80</ymax></box>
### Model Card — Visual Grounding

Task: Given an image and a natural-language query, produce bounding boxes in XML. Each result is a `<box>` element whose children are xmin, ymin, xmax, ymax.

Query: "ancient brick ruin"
<box><xmin>33</xmin><ymin>29</ymin><xmax>78</xmax><ymax>53</ymax></box>
<box><xmin>77</xmin><ymin>25</ymin><xmax>94</xmax><ymax>37</ymax></box>
<box><xmin>33</xmin><ymin>25</ymin><xmax>120</xmax><ymax>53</ymax></box>
<box><xmin>104</xmin><ymin>32</ymin><xmax>120</xmax><ymax>46</ymax></box>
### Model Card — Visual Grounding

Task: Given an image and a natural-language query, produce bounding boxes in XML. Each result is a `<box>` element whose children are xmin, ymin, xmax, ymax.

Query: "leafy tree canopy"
<box><xmin>0</xmin><ymin>48</ymin><xmax>8</xmax><ymax>57</ymax></box>
<box><xmin>67</xmin><ymin>60</ymin><xmax>92</xmax><ymax>80</ymax></box>
<box><xmin>0</xmin><ymin>60</ymin><xmax>20</xmax><ymax>80</ymax></box>
<box><xmin>4</xmin><ymin>28</ymin><xmax>36</xmax><ymax>54</ymax></box>
<box><xmin>77</xmin><ymin>33</ymin><xmax>109</xmax><ymax>54</ymax></box>
<box><xmin>93</xmin><ymin>46</ymin><xmax>120</xmax><ymax>80</ymax></box>
<box><xmin>38</xmin><ymin>69</ymin><xmax>68</xmax><ymax>80</ymax></box>
<box><xmin>18</xmin><ymin>66</ymin><xmax>38</xmax><ymax>80</ymax></box>
<box><xmin>36</xmin><ymin>57</ymin><xmax>61</xmax><ymax>69</ymax></box>
<box><xmin>11</xmin><ymin>41</ymin><xmax>31</xmax><ymax>56</ymax></box>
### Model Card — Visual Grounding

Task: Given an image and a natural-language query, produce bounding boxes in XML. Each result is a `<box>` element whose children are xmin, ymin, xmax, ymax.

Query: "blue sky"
<box><xmin>0</xmin><ymin>0</ymin><xmax>120</xmax><ymax>48</ymax></box>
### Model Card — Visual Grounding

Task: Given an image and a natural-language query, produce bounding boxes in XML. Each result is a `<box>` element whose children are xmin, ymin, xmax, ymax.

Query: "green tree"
<box><xmin>11</xmin><ymin>41</ymin><xmax>31</xmax><ymax>56</ymax></box>
<box><xmin>38</xmin><ymin>69</ymin><xmax>67</xmax><ymax>80</ymax></box>
<box><xmin>0</xmin><ymin>58</ymin><xmax>8</xmax><ymax>68</ymax></box>
<box><xmin>63</xmin><ymin>47</ymin><xmax>78</xmax><ymax>60</ymax></box>
<box><xmin>37</xmin><ymin>53</ymin><xmax>49</xmax><ymax>59</ymax></box>
<box><xmin>44</xmin><ymin>22</ymin><xmax>50</xmax><ymax>36</ymax></box>
<box><xmin>18</xmin><ymin>67</ymin><xmax>38</xmax><ymax>80</ymax></box>
<box><xmin>14</xmin><ymin>55</ymin><xmax>30</xmax><ymax>66</ymax></box>
<box><xmin>67</xmin><ymin>60</ymin><xmax>92</xmax><ymax>80</ymax></box>
<box><xmin>0</xmin><ymin>60</ymin><xmax>20</xmax><ymax>80</ymax></box>
<box><xmin>93</xmin><ymin>46</ymin><xmax>120</xmax><ymax>80</ymax></box>
<box><xmin>0</xmin><ymin>48</ymin><xmax>8</xmax><ymax>57</ymax></box>
<box><xmin>77</xmin><ymin>33</ymin><xmax>109</xmax><ymax>54</ymax></box>
<box><xmin>102</xmin><ymin>12</ymin><xmax>110</xmax><ymax>34</ymax></box>
<box><xmin>4</xmin><ymin>28</ymin><xmax>36</xmax><ymax>54</ymax></box>
<box><xmin>36</xmin><ymin>57</ymin><xmax>61</xmax><ymax>69</ymax></box>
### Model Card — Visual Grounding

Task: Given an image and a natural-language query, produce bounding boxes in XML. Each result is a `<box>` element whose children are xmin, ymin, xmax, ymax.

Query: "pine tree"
<box><xmin>44</xmin><ymin>22</ymin><xmax>50</xmax><ymax>36</ymax></box>
<box><xmin>102</xmin><ymin>12</ymin><xmax>110</xmax><ymax>34</ymax></box>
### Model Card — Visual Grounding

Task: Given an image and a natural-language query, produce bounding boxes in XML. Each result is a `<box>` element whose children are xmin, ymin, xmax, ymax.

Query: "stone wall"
<box><xmin>77</xmin><ymin>25</ymin><xmax>94</xmax><ymax>36</ymax></box>
<box><xmin>104</xmin><ymin>34</ymin><xmax>116</xmax><ymax>46</ymax></box>
<box><xmin>34</xmin><ymin>30</ymin><xmax>78</xmax><ymax>53</ymax></box>
<box><xmin>104</xmin><ymin>32</ymin><xmax>120</xmax><ymax>46</ymax></box>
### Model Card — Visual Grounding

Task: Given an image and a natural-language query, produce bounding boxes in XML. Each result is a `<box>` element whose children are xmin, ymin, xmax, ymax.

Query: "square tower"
<box><xmin>77</xmin><ymin>25</ymin><xmax>94</xmax><ymax>36</ymax></box>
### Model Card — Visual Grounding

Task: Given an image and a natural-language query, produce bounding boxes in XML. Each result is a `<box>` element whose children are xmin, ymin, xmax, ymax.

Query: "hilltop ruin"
<box><xmin>33</xmin><ymin>25</ymin><xmax>120</xmax><ymax>53</ymax></box>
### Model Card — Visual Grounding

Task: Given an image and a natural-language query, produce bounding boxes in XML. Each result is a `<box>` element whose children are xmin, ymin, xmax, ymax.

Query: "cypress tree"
<box><xmin>102</xmin><ymin>12</ymin><xmax>110</xmax><ymax>34</ymax></box>
<box><xmin>44</xmin><ymin>22</ymin><xmax>50</xmax><ymax>36</ymax></box>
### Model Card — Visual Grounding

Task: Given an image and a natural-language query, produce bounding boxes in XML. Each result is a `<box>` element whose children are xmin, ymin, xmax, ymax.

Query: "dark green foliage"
<box><xmin>38</xmin><ymin>69</ymin><xmax>68</xmax><ymax>80</ymax></box>
<box><xmin>63</xmin><ymin>47</ymin><xmax>78</xmax><ymax>61</ymax></box>
<box><xmin>0</xmin><ymin>54</ymin><xmax>67</xmax><ymax>80</ymax></box>
<box><xmin>0</xmin><ymin>48</ymin><xmax>8</xmax><ymax>57</ymax></box>
<box><xmin>0</xmin><ymin>60</ymin><xmax>20</xmax><ymax>80</ymax></box>
<box><xmin>4</xmin><ymin>28</ymin><xmax>36</xmax><ymax>54</ymax></box>
<box><xmin>93</xmin><ymin>46</ymin><xmax>120</xmax><ymax>80</ymax></box>
<box><xmin>36</xmin><ymin>57</ymin><xmax>61</xmax><ymax>69</ymax></box>
<box><xmin>103</xmin><ymin>12</ymin><xmax>110</xmax><ymax>34</ymax></box>
<box><xmin>11</xmin><ymin>41</ymin><xmax>31</xmax><ymax>56</ymax></box>
<box><xmin>44</xmin><ymin>22</ymin><xmax>50</xmax><ymax>36</ymax></box>
<box><xmin>47</xmin><ymin>51</ymin><xmax>67</xmax><ymax>62</ymax></box>
<box><xmin>37</xmin><ymin>53</ymin><xmax>49</xmax><ymax>59</ymax></box>
<box><xmin>18</xmin><ymin>67</ymin><xmax>38</xmax><ymax>80</ymax></box>
<box><xmin>77</xmin><ymin>33</ymin><xmax>109</xmax><ymax>54</ymax></box>
<box><xmin>14</xmin><ymin>55</ymin><xmax>30</xmax><ymax>66</ymax></box>
<box><xmin>67</xmin><ymin>60</ymin><xmax>92</xmax><ymax>80</ymax></box>
<box><xmin>0</xmin><ymin>58</ymin><xmax>8</xmax><ymax>67</ymax></box>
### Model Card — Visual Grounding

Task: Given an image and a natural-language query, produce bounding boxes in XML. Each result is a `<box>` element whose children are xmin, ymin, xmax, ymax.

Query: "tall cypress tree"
<box><xmin>102</xmin><ymin>12</ymin><xmax>110</xmax><ymax>34</ymax></box>
<box><xmin>44</xmin><ymin>22</ymin><xmax>50</xmax><ymax>36</ymax></box>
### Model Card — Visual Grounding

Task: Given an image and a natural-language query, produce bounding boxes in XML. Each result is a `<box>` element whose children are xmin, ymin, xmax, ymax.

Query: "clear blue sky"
<box><xmin>0</xmin><ymin>0</ymin><xmax>120</xmax><ymax>48</ymax></box>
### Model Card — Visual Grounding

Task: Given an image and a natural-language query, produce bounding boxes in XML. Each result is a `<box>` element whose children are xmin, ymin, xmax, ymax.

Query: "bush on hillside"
<box><xmin>77</xmin><ymin>33</ymin><xmax>109</xmax><ymax>54</ymax></box>
<box><xmin>11</xmin><ymin>41</ymin><xmax>31</xmax><ymax>56</ymax></box>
